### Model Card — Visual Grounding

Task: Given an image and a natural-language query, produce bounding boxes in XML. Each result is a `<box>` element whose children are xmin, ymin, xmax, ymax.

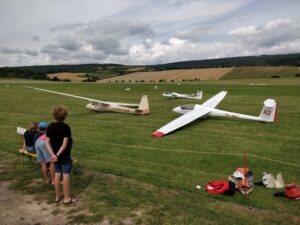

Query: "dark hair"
<box><xmin>52</xmin><ymin>105</ymin><xmax>68</xmax><ymax>122</ymax></box>
<box><xmin>28</xmin><ymin>122</ymin><xmax>38</xmax><ymax>132</ymax></box>
<box><xmin>39</xmin><ymin>127</ymin><xmax>47</xmax><ymax>132</ymax></box>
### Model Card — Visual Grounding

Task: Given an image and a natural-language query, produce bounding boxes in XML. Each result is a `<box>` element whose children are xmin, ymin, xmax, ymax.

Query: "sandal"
<box><xmin>64</xmin><ymin>197</ymin><xmax>78</xmax><ymax>204</ymax></box>
<box><xmin>55</xmin><ymin>196</ymin><xmax>62</xmax><ymax>203</ymax></box>
<box><xmin>45</xmin><ymin>179</ymin><xmax>52</xmax><ymax>185</ymax></box>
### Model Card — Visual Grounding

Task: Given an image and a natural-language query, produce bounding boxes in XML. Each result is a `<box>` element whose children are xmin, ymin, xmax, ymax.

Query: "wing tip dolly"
<box><xmin>152</xmin><ymin>131</ymin><xmax>165</xmax><ymax>138</ymax></box>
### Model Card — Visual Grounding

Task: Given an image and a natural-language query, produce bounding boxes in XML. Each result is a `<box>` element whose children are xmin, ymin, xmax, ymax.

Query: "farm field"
<box><xmin>47</xmin><ymin>72</ymin><xmax>87</xmax><ymax>82</ymax></box>
<box><xmin>222</xmin><ymin>66</ymin><xmax>299</xmax><ymax>79</ymax></box>
<box><xmin>0</xmin><ymin>80</ymin><xmax>299</xmax><ymax>224</ymax></box>
<box><xmin>97</xmin><ymin>68</ymin><xmax>233</xmax><ymax>83</ymax></box>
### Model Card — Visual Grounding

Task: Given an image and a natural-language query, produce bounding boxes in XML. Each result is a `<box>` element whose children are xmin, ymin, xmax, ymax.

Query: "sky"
<box><xmin>0</xmin><ymin>0</ymin><xmax>300</xmax><ymax>66</ymax></box>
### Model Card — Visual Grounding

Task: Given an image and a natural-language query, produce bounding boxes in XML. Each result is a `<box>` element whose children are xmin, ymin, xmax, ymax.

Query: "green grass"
<box><xmin>0</xmin><ymin>80</ymin><xmax>299</xmax><ymax>224</ymax></box>
<box><xmin>222</xmin><ymin>66</ymin><xmax>298</xmax><ymax>79</ymax></box>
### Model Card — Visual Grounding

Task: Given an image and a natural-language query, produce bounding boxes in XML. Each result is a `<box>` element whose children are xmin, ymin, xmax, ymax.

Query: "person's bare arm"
<box><xmin>56</xmin><ymin>137</ymin><xmax>68</xmax><ymax>157</ymax></box>
<box><xmin>45</xmin><ymin>137</ymin><xmax>57</xmax><ymax>162</ymax></box>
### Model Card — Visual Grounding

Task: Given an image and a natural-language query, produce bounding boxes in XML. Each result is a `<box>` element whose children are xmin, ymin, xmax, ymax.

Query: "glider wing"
<box><xmin>152</xmin><ymin>107</ymin><xmax>211</xmax><ymax>137</ymax></box>
<box><xmin>24</xmin><ymin>86</ymin><xmax>139</xmax><ymax>107</ymax></box>
<box><xmin>202</xmin><ymin>91</ymin><xmax>227</xmax><ymax>108</ymax></box>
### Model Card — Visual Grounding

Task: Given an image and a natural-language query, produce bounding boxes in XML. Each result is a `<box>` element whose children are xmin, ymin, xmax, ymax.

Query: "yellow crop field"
<box><xmin>47</xmin><ymin>72</ymin><xmax>86</xmax><ymax>82</ymax></box>
<box><xmin>97</xmin><ymin>68</ymin><xmax>233</xmax><ymax>83</ymax></box>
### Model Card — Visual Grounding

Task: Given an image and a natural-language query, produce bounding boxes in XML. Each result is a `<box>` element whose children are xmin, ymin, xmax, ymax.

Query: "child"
<box><xmin>35</xmin><ymin>122</ymin><xmax>55</xmax><ymax>184</ymax></box>
<box><xmin>46</xmin><ymin>105</ymin><xmax>78</xmax><ymax>204</ymax></box>
<box><xmin>23</xmin><ymin>122</ymin><xmax>38</xmax><ymax>153</ymax></box>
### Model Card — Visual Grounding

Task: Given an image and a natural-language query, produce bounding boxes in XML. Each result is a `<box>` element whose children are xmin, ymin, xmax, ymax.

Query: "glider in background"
<box><xmin>25</xmin><ymin>86</ymin><xmax>150</xmax><ymax>115</ymax></box>
<box><xmin>152</xmin><ymin>91</ymin><xmax>277</xmax><ymax>137</ymax></box>
<box><xmin>162</xmin><ymin>91</ymin><xmax>203</xmax><ymax>99</ymax></box>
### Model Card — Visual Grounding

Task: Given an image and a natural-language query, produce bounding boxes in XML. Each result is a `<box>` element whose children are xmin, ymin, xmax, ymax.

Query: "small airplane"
<box><xmin>25</xmin><ymin>86</ymin><xmax>150</xmax><ymax>115</ymax></box>
<box><xmin>152</xmin><ymin>91</ymin><xmax>277</xmax><ymax>137</ymax></box>
<box><xmin>162</xmin><ymin>91</ymin><xmax>203</xmax><ymax>99</ymax></box>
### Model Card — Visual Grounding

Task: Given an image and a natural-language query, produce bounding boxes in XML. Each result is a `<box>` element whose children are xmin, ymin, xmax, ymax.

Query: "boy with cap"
<box><xmin>35</xmin><ymin>122</ymin><xmax>55</xmax><ymax>184</ymax></box>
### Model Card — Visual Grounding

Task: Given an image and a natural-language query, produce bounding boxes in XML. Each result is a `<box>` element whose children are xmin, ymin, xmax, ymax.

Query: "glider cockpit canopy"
<box><xmin>180</xmin><ymin>104</ymin><xmax>195</xmax><ymax>110</ymax></box>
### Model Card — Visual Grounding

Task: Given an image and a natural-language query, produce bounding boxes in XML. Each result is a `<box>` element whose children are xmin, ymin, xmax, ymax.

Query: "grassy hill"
<box><xmin>1</xmin><ymin>53</ymin><xmax>300</xmax><ymax>81</ymax></box>
<box><xmin>152</xmin><ymin>53</ymin><xmax>300</xmax><ymax>69</ymax></box>
<box><xmin>222</xmin><ymin>66</ymin><xmax>299</xmax><ymax>79</ymax></box>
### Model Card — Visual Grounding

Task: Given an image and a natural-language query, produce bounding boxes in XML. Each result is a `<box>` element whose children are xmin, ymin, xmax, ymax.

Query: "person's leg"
<box><xmin>54</xmin><ymin>162</ymin><xmax>62</xmax><ymax>202</ymax></box>
<box><xmin>62</xmin><ymin>173</ymin><xmax>70</xmax><ymax>201</ymax></box>
<box><xmin>41</xmin><ymin>160</ymin><xmax>49</xmax><ymax>183</ymax></box>
<box><xmin>49</xmin><ymin>162</ymin><xmax>55</xmax><ymax>185</ymax></box>
<box><xmin>41</xmin><ymin>141</ymin><xmax>55</xmax><ymax>184</ymax></box>
<box><xmin>62</xmin><ymin>159</ymin><xmax>77</xmax><ymax>203</ymax></box>
<box><xmin>55</xmin><ymin>172</ymin><xmax>61</xmax><ymax>201</ymax></box>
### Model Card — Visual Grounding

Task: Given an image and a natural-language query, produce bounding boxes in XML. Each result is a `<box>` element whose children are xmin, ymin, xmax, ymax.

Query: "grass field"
<box><xmin>0</xmin><ymin>79</ymin><xmax>299</xmax><ymax>224</ymax></box>
<box><xmin>222</xmin><ymin>66</ymin><xmax>298</xmax><ymax>79</ymax></box>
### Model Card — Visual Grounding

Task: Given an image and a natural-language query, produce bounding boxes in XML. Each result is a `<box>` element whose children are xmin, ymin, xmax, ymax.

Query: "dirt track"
<box><xmin>0</xmin><ymin>181</ymin><xmax>68</xmax><ymax>225</ymax></box>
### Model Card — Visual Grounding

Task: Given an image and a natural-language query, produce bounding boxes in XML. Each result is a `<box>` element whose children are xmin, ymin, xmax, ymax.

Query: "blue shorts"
<box><xmin>54</xmin><ymin>158</ymin><xmax>72</xmax><ymax>174</ymax></box>
<box><xmin>25</xmin><ymin>145</ymin><xmax>35</xmax><ymax>154</ymax></box>
<box><xmin>35</xmin><ymin>139</ymin><xmax>52</xmax><ymax>163</ymax></box>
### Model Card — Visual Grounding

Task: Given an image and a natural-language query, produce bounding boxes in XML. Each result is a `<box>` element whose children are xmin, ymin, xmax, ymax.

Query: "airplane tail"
<box><xmin>195</xmin><ymin>91</ymin><xmax>203</xmax><ymax>99</ymax></box>
<box><xmin>259</xmin><ymin>99</ymin><xmax>277</xmax><ymax>122</ymax></box>
<box><xmin>137</xmin><ymin>95</ymin><xmax>150</xmax><ymax>114</ymax></box>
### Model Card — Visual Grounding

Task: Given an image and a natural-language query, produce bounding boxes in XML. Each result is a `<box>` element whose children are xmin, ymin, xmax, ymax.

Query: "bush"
<box><xmin>52</xmin><ymin>76</ymin><xmax>60</xmax><ymax>81</ymax></box>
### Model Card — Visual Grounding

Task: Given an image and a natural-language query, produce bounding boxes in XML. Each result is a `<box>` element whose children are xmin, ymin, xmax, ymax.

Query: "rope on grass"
<box><xmin>77</xmin><ymin>139</ymin><xmax>300</xmax><ymax>167</ymax></box>
<box><xmin>248</xmin><ymin>154</ymin><xmax>300</xmax><ymax>167</ymax></box>
<box><xmin>79</xmin><ymin>139</ymin><xmax>244</xmax><ymax>156</ymax></box>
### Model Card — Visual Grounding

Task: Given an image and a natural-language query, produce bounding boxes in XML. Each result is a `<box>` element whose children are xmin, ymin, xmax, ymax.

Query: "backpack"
<box><xmin>206</xmin><ymin>180</ymin><xmax>230</xmax><ymax>194</ymax></box>
<box><xmin>285</xmin><ymin>184</ymin><xmax>300</xmax><ymax>200</ymax></box>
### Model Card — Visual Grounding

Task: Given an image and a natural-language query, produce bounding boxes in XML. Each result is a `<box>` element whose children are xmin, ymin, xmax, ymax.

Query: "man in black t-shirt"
<box><xmin>46</xmin><ymin>105</ymin><xmax>77</xmax><ymax>204</ymax></box>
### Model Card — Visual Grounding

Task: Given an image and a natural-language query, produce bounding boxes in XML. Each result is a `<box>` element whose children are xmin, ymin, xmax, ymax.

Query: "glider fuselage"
<box><xmin>86</xmin><ymin>102</ymin><xmax>150</xmax><ymax>114</ymax></box>
<box><xmin>173</xmin><ymin>104</ymin><xmax>265</xmax><ymax>122</ymax></box>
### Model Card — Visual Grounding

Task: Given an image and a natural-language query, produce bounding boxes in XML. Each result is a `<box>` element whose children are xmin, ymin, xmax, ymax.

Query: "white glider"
<box><xmin>162</xmin><ymin>91</ymin><xmax>202</xmax><ymax>99</ymax></box>
<box><xmin>152</xmin><ymin>91</ymin><xmax>277</xmax><ymax>137</ymax></box>
<box><xmin>25</xmin><ymin>86</ymin><xmax>150</xmax><ymax>115</ymax></box>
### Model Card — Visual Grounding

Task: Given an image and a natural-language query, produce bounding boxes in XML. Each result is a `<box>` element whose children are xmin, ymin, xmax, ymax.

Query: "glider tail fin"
<box><xmin>259</xmin><ymin>99</ymin><xmax>277</xmax><ymax>122</ymax></box>
<box><xmin>138</xmin><ymin>95</ymin><xmax>150</xmax><ymax>114</ymax></box>
<box><xmin>195</xmin><ymin>91</ymin><xmax>203</xmax><ymax>99</ymax></box>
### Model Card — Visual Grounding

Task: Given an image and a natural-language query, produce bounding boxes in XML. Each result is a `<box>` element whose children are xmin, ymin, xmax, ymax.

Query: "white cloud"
<box><xmin>109</xmin><ymin>38</ymin><xmax>236</xmax><ymax>65</ymax></box>
<box><xmin>175</xmin><ymin>27</ymin><xmax>213</xmax><ymax>41</ymax></box>
<box><xmin>229</xmin><ymin>25</ymin><xmax>259</xmax><ymax>36</ymax></box>
<box><xmin>1</xmin><ymin>1</ymin><xmax>300</xmax><ymax>66</ymax></box>
<box><xmin>264</xmin><ymin>18</ymin><xmax>293</xmax><ymax>29</ymax></box>
<box><xmin>229</xmin><ymin>18</ymin><xmax>300</xmax><ymax>49</ymax></box>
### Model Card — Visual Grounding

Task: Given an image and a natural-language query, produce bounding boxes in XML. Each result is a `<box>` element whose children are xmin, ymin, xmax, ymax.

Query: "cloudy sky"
<box><xmin>0</xmin><ymin>0</ymin><xmax>300</xmax><ymax>66</ymax></box>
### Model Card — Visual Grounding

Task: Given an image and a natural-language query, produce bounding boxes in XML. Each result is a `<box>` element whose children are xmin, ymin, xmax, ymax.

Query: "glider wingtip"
<box><xmin>152</xmin><ymin>131</ymin><xmax>165</xmax><ymax>138</ymax></box>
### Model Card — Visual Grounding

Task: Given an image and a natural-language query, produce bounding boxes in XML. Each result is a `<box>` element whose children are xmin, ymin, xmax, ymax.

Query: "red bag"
<box><xmin>285</xmin><ymin>183</ymin><xmax>300</xmax><ymax>200</ymax></box>
<box><xmin>206</xmin><ymin>180</ymin><xmax>230</xmax><ymax>194</ymax></box>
